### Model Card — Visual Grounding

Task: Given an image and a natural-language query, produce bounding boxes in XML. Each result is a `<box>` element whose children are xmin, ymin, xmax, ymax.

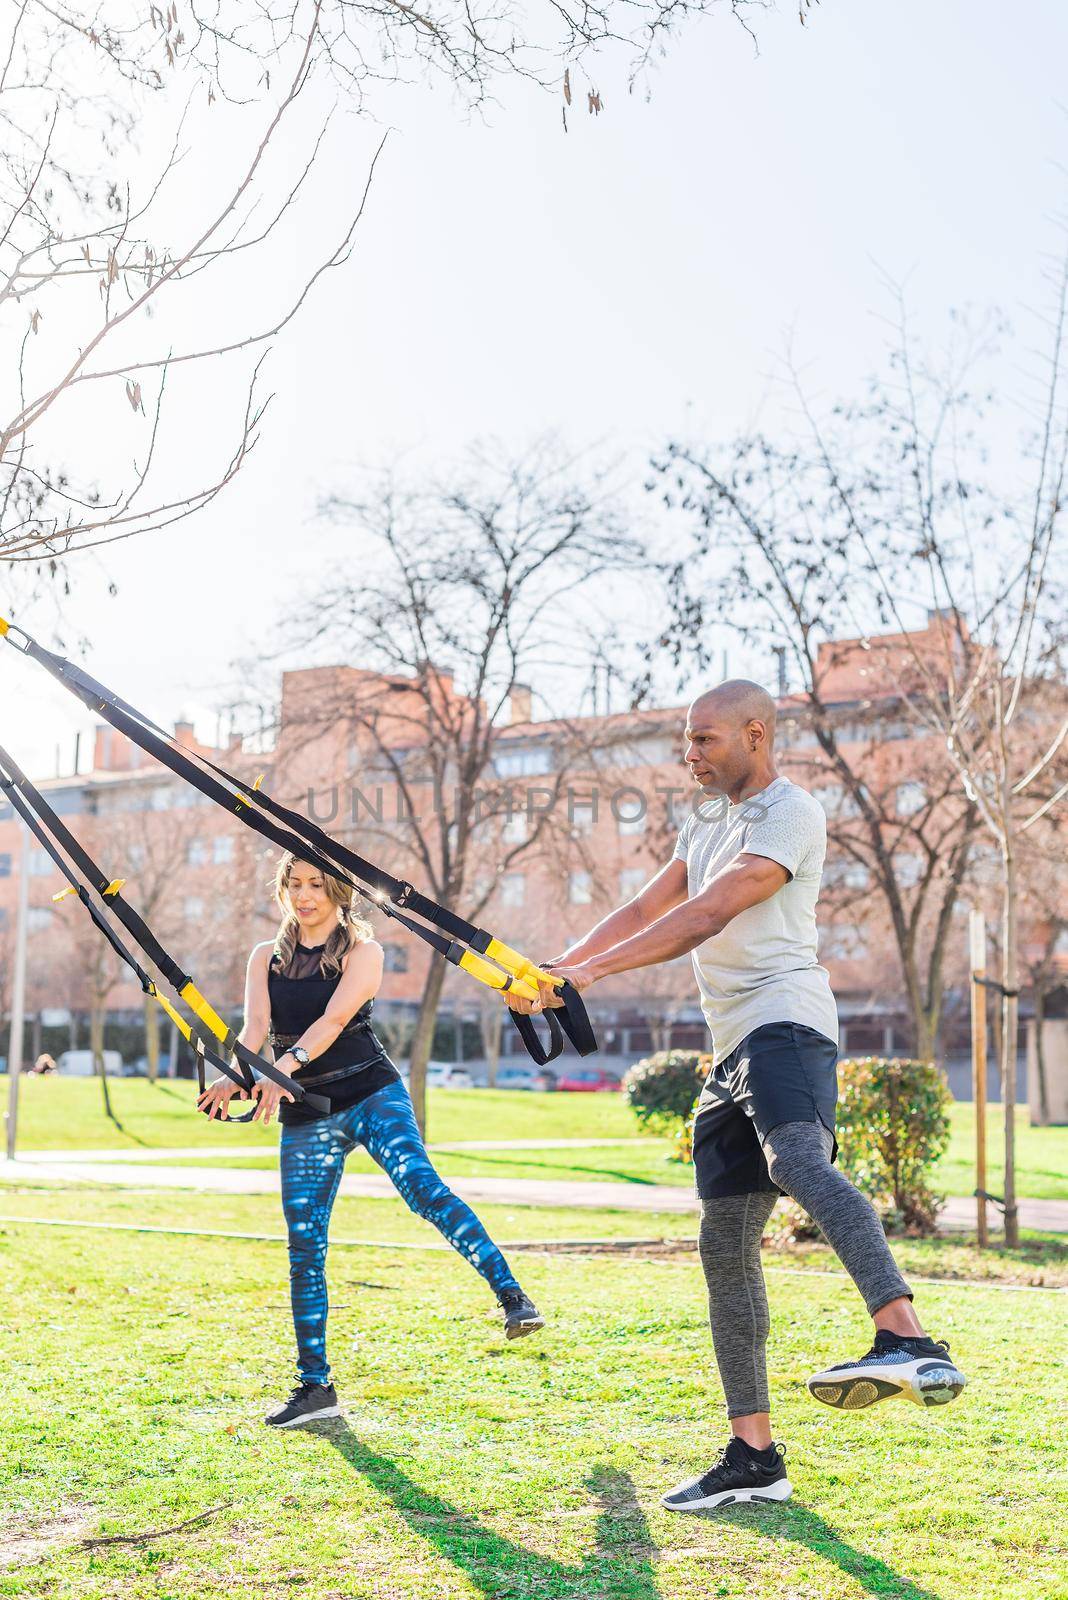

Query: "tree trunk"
<box><xmin>167</xmin><ymin>1017</ymin><xmax>179</xmax><ymax>1077</ymax></box>
<box><xmin>90</xmin><ymin>1003</ymin><xmax>115</xmax><ymax>1125</ymax></box>
<box><xmin>1033</xmin><ymin>978</ymin><xmax>1050</xmax><ymax>1126</ymax></box>
<box><xmin>1001</xmin><ymin>844</ymin><xmax>1019</xmax><ymax>1248</ymax></box>
<box><xmin>480</xmin><ymin>997</ymin><xmax>502</xmax><ymax>1088</ymax></box>
<box><xmin>408</xmin><ymin>956</ymin><xmax>448</xmax><ymax>1138</ymax></box>
<box><xmin>143</xmin><ymin>994</ymin><xmax>160</xmax><ymax>1084</ymax></box>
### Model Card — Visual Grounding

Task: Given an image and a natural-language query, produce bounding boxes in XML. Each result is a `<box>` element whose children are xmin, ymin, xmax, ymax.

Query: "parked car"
<box><xmin>130</xmin><ymin>1055</ymin><xmax>175</xmax><ymax>1078</ymax></box>
<box><xmin>56</xmin><ymin>1048</ymin><xmax>124</xmax><ymax>1077</ymax></box>
<box><xmin>555</xmin><ymin>1067</ymin><xmax>621</xmax><ymax>1093</ymax></box>
<box><xmin>494</xmin><ymin>1064</ymin><xmax>558</xmax><ymax>1092</ymax></box>
<box><xmin>398</xmin><ymin>1060</ymin><xmax>475</xmax><ymax>1090</ymax></box>
<box><xmin>426</xmin><ymin>1061</ymin><xmax>474</xmax><ymax>1090</ymax></box>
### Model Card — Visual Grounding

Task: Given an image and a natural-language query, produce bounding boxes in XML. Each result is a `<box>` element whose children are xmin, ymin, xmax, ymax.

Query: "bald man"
<box><xmin>513</xmin><ymin>680</ymin><xmax>966</xmax><ymax>1509</ymax></box>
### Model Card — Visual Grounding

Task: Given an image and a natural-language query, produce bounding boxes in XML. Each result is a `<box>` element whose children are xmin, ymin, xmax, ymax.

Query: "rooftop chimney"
<box><xmin>508</xmin><ymin>684</ymin><xmax>532</xmax><ymax>725</ymax></box>
<box><xmin>174</xmin><ymin>720</ymin><xmax>196</xmax><ymax>749</ymax></box>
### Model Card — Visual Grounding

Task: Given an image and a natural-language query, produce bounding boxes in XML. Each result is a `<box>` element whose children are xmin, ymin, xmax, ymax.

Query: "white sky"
<box><xmin>3</xmin><ymin>0</ymin><xmax>1067</xmax><ymax>776</ymax></box>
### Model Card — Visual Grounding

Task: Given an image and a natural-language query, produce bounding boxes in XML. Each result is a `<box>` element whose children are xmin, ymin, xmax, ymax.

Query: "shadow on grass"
<box><xmin>316</xmin><ymin>1420</ymin><xmax>662</xmax><ymax>1599</ymax></box>
<box><xmin>315</xmin><ymin>1421</ymin><xmax>942</xmax><ymax>1600</ymax></box>
<box><xmin>713</xmin><ymin>1501</ymin><xmax>944</xmax><ymax>1600</ymax></box>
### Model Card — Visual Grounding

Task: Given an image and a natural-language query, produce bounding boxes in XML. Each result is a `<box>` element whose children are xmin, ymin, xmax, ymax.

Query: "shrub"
<box><xmin>770</xmin><ymin>1055</ymin><xmax>952</xmax><ymax>1243</ymax></box>
<box><xmin>835</xmin><ymin>1055</ymin><xmax>952</xmax><ymax>1234</ymax></box>
<box><xmin>622</xmin><ymin>1049</ymin><xmax>711</xmax><ymax>1160</ymax></box>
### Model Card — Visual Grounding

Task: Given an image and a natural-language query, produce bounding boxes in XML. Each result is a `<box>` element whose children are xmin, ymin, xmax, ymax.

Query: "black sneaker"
<box><xmin>497</xmin><ymin>1287</ymin><xmax>545</xmax><ymax>1340</ymax></box>
<box><xmin>662</xmin><ymin>1438</ymin><xmax>792</xmax><ymax>1512</ymax></box>
<box><xmin>264</xmin><ymin>1381</ymin><xmax>341</xmax><ymax>1428</ymax></box>
<box><xmin>808</xmin><ymin>1330</ymin><xmax>967</xmax><ymax>1411</ymax></box>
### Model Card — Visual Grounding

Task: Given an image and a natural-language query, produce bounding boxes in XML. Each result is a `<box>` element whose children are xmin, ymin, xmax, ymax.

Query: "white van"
<box><xmin>56</xmin><ymin>1049</ymin><xmax>124</xmax><ymax>1077</ymax></box>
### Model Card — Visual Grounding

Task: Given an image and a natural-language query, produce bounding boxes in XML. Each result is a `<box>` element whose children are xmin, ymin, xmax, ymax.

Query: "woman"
<box><xmin>198</xmin><ymin>853</ymin><xmax>544</xmax><ymax>1428</ymax></box>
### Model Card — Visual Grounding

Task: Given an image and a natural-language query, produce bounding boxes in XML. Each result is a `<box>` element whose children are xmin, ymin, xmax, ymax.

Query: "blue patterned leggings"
<box><xmin>279</xmin><ymin>1079</ymin><xmax>521</xmax><ymax>1384</ymax></box>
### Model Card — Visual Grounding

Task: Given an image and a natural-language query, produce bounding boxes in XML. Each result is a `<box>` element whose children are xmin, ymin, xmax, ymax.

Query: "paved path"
<box><xmin>1</xmin><ymin>1153</ymin><xmax>1065</xmax><ymax>1231</ymax></box>
<box><xmin>12</xmin><ymin>1138</ymin><xmax>662</xmax><ymax>1164</ymax></box>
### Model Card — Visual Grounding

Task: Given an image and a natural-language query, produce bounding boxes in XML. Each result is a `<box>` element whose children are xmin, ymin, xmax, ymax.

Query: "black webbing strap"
<box><xmin>0</xmin><ymin>751</ymin><xmax>328</xmax><ymax>1116</ymax></box>
<box><xmin>14</xmin><ymin>638</ymin><xmax>598</xmax><ymax>1063</ymax></box>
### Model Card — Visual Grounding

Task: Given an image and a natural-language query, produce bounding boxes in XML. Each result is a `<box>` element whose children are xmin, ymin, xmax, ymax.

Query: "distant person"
<box><xmin>31</xmin><ymin>1053</ymin><xmax>56</xmax><ymax>1075</ymax></box>
<box><xmin>509</xmin><ymin>680</ymin><xmax>966</xmax><ymax>1510</ymax></box>
<box><xmin>198</xmin><ymin>853</ymin><xmax>543</xmax><ymax>1430</ymax></box>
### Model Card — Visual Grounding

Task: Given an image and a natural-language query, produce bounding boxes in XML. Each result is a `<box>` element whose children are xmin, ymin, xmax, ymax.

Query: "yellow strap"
<box><xmin>151</xmin><ymin>987</ymin><xmax>196</xmax><ymax>1045</ymax></box>
<box><xmin>457</xmin><ymin>949</ymin><xmax>540</xmax><ymax>1002</ymax></box>
<box><xmin>103</xmin><ymin>879</ymin><xmax>125</xmax><ymax>896</ymax></box>
<box><xmin>484</xmin><ymin>937</ymin><xmax>562</xmax><ymax>989</ymax></box>
<box><xmin>253</xmin><ymin>773</ymin><xmax>264</xmax><ymax>791</ymax></box>
<box><xmin>179</xmin><ymin>981</ymin><xmax>231</xmax><ymax>1044</ymax></box>
<box><xmin>52</xmin><ymin>886</ymin><xmax>77</xmax><ymax>903</ymax></box>
<box><xmin>0</xmin><ymin>617</ymin><xmax>9</xmax><ymax>637</ymax></box>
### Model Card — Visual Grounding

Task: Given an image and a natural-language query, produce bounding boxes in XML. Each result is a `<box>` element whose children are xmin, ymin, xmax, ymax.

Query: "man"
<box><xmin>509</xmin><ymin>680</ymin><xmax>966</xmax><ymax>1510</ymax></box>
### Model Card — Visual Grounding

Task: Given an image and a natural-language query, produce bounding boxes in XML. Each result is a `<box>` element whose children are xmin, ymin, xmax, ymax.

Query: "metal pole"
<box><xmin>969</xmin><ymin>910</ymin><xmax>989</xmax><ymax>1249</ymax></box>
<box><xmin>5</xmin><ymin>819</ymin><xmax>30</xmax><ymax>1161</ymax></box>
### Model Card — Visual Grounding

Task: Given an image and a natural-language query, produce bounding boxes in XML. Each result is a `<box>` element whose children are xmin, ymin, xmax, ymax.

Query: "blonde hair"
<box><xmin>272</xmin><ymin>853</ymin><xmax>373</xmax><ymax>978</ymax></box>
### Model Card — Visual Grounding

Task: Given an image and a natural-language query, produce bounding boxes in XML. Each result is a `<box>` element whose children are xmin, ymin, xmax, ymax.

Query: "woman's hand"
<box><xmin>197</xmin><ymin>1077</ymin><xmax>244</xmax><ymax>1121</ymax></box>
<box><xmin>249</xmin><ymin>1077</ymin><xmax>296</xmax><ymax>1126</ymax></box>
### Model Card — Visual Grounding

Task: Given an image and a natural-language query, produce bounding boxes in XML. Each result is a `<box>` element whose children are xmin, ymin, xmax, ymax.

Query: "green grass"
<box><xmin>937</xmin><ymin>1103</ymin><xmax>1068</xmax><ymax>1201</ymax></box>
<box><xmin>10</xmin><ymin>1078</ymin><xmax>1067</xmax><ymax>1205</ymax></box>
<box><xmin>7</xmin><ymin>1076</ymin><xmax>639</xmax><ymax>1152</ymax></box>
<box><xmin>0</xmin><ymin>1203</ymin><xmax>1064</xmax><ymax>1599</ymax></box>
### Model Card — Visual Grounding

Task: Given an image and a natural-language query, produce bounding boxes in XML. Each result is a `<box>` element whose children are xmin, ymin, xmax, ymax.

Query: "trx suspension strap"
<box><xmin>0</xmin><ymin>743</ymin><xmax>329</xmax><ymax>1119</ymax></box>
<box><xmin>0</xmin><ymin>619</ymin><xmax>598</xmax><ymax>1066</ymax></box>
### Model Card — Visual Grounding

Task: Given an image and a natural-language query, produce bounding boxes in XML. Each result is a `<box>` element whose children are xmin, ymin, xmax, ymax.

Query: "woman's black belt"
<box><xmin>269</xmin><ymin>1039</ymin><xmax>389</xmax><ymax>1088</ymax></box>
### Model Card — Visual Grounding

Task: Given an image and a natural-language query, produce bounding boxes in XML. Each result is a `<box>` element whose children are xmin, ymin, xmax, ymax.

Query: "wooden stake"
<box><xmin>969</xmin><ymin>910</ymin><xmax>989</xmax><ymax>1249</ymax></box>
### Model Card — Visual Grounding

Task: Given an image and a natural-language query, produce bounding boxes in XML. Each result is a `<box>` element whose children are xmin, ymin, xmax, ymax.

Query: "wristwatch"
<box><xmin>288</xmin><ymin>1046</ymin><xmax>311</xmax><ymax>1069</ymax></box>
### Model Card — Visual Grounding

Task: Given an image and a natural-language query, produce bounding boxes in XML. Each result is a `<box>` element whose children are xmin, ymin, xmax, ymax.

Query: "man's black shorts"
<box><xmin>692</xmin><ymin>1021</ymin><xmax>839</xmax><ymax>1199</ymax></box>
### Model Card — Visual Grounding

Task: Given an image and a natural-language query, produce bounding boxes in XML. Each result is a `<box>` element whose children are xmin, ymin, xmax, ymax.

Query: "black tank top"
<box><xmin>268</xmin><ymin>939</ymin><xmax>401</xmax><ymax>1124</ymax></box>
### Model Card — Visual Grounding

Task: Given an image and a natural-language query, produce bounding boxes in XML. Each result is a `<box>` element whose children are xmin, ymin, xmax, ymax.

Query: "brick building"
<box><xmin>1</xmin><ymin>617</ymin><xmax>1060</xmax><ymax>1073</ymax></box>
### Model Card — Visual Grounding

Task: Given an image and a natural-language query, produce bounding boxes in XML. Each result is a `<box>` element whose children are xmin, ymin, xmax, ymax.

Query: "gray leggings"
<box><xmin>698</xmin><ymin>1121</ymin><xmax>912</xmax><ymax>1418</ymax></box>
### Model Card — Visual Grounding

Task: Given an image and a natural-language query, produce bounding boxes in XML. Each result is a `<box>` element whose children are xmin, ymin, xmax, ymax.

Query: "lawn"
<box><xmin>7</xmin><ymin>1076</ymin><xmax>640</xmax><ymax>1152</ymax></box>
<box><xmin>9</xmin><ymin>1078</ymin><xmax>1068</xmax><ymax>1204</ymax></box>
<box><xmin>0</xmin><ymin>1205</ymin><xmax>1064</xmax><ymax>1600</ymax></box>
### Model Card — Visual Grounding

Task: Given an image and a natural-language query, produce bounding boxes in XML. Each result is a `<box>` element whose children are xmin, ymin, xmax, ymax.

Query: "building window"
<box><xmin>812</xmin><ymin>784</ymin><xmax>861</xmax><ymax>818</ymax></box>
<box><xmin>494</xmin><ymin>746</ymin><xmax>552</xmax><ymax>778</ymax></box>
<box><xmin>569</xmin><ymin>871</ymin><xmax>592</xmax><ymax>905</ymax></box>
<box><xmin>29</xmin><ymin>849</ymin><xmax>53</xmax><ymax>877</ymax></box>
<box><xmin>27</xmin><ymin>907</ymin><xmax>53</xmax><ymax>933</ymax></box>
<box><xmin>151</xmin><ymin>787</ymin><xmax>174</xmax><ymax>811</ymax></box>
<box><xmin>187</xmin><ymin>838</ymin><xmax>208</xmax><ymax>866</ymax></box>
<box><xmin>502</xmin><ymin>812</ymin><xmax>528</xmax><ymax>845</ymax></box>
<box><xmin>896</xmin><ymin>782</ymin><xmax>926</xmax><ymax>817</ymax></box>
<box><xmin>382</xmin><ymin>944</ymin><xmax>409</xmax><ymax>973</ymax></box>
<box><xmin>570</xmin><ymin>802</ymin><xmax>596</xmax><ymax>836</ymax></box>
<box><xmin>0</xmin><ymin>852</ymin><xmax>12</xmax><ymax>878</ymax></box>
<box><xmin>619</xmin><ymin>867</ymin><xmax>646</xmax><ymax>898</ymax></box>
<box><xmin>821</xmin><ymin>924</ymin><xmax>868</xmax><ymax>960</ymax></box>
<box><xmin>824</xmin><ymin>859</ymin><xmax>870</xmax><ymax>891</ymax></box>
<box><xmin>183</xmin><ymin>896</ymin><xmax>204</xmax><ymax>921</ymax></box>
<box><xmin>127</xmin><ymin>844</ymin><xmax>145</xmax><ymax>871</ymax></box>
<box><xmin>895</xmin><ymin>852</ymin><xmax>923</xmax><ymax>889</ymax></box>
<box><xmin>213</xmin><ymin>835</ymin><xmax>234</xmax><ymax>865</ymax></box>
<box><xmin>499</xmin><ymin>873</ymin><xmax>526</xmax><ymax>907</ymax></box>
<box><xmin>618</xmin><ymin>810</ymin><xmax>646</xmax><ymax>836</ymax></box>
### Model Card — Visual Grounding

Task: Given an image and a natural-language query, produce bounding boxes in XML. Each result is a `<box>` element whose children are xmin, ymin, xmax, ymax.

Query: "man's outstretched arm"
<box><xmin>549</xmin><ymin>858</ymin><xmax>690</xmax><ymax>966</ymax></box>
<box><xmin>503</xmin><ymin>858</ymin><xmax>689</xmax><ymax>1015</ymax></box>
<box><xmin>548</xmin><ymin>853</ymin><xmax>788</xmax><ymax>996</ymax></box>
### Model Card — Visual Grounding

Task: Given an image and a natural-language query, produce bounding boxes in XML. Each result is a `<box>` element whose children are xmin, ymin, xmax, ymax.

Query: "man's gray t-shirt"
<box><xmin>672</xmin><ymin>775</ymin><xmax>839</xmax><ymax>1065</ymax></box>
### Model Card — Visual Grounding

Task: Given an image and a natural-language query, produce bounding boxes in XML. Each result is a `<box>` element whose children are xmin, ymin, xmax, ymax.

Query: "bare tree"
<box><xmin>657</xmin><ymin>239</ymin><xmax>1068</xmax><ymax>1243</ymax></box>
<box><xmin>268</xmin><ymin>443</ymin><xmax>648</xmax><ymax>1131</ymax></box>
<box><xmin>650</xmin><ymin>452</ymin><xmax>979</xmax><ymax>1060</ymax></box>
<box><xmin>1</xmin><ymin>2</ymin><xmax>386</xmax><ymax>569</ymax></box>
